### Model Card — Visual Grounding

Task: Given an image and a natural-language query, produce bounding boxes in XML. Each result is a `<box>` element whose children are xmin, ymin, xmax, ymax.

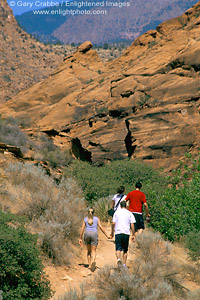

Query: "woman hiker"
<box><xmin>111</xmin><ymin>185</ymin><xmax>126</xmax><ymax>213</ymax></box>
<box><xmin>79</xmin><ymin>208</ymin><xmax>109</xmax><ymax>272</ymax></box>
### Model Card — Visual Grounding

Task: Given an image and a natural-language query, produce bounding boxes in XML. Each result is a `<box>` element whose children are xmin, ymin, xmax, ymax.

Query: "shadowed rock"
<box><xmin>0</xmin><ymin>142</ymin><xmax>23</xmax><ymax>158</ymax></box>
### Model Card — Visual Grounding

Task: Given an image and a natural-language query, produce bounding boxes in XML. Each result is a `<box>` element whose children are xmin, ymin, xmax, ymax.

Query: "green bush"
<box><xmin>64</xmin><ymin>159</ymin><xmax>167</xmax><ymax>204</ymax></box>
<box><xmin>149</xmin><ymin>153</ymin><xmax>200</xmax><ymax>241</ymax></box>
<box><xmin>0</xmin><ymin>211</ymin><xmax>53</xmax><ymax>300</ymax></box>
<box><xmin>64</xmin><ymin>154</ymin><xmax>200</xmax><ymax>244</ymax></box>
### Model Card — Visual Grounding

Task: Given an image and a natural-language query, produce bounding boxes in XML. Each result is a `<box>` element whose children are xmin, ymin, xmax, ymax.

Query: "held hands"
<box><xmin>131</xmin><ymin>235</ymin><xmax>135</xmax><ymax>243</ymax></box>
<box><xmin>79</xmin><ymin>239</ymin><xmax>83</xmax><ymax>246</ymax></box>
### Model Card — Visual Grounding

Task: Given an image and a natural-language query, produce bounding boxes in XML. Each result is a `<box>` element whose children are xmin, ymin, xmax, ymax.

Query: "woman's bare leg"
<box><xmin>90</xmin><ymin>245</ymin><xmax>97</xmax><ymax>271</ymax></box>
<box><xmin>91</xmin><ymin>245</ymin><xmax>97</xmax><ymax>265</ymax></box>
<box><xmin>86</xmin><ymin>244</ymin><xmax>92</xmax><ymax>267</ymax></box>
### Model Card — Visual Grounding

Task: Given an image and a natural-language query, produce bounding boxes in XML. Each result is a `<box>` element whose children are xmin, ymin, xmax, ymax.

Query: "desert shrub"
<box><xmin>3</xmin><ymin>75</ymin><xmax>11</xmax><ymax>82</ymax></box>
<box><xmin>35</xmin><ymin>133</ymin><xmax>57</xmax><ymax>152</ymax></box>
<box><xmin>86</xmin><ymin>231</ymin><xmax>181</xmax><ymax>300</ymax></box>
<box><xmin>58</xmin><ymin>288</ymin><xmax>96</xmax><ymax>300</ymax></box>
<box><xmin>137</xmin><ymin>93</ymin><xmax>151</xmax><ymax>107</ymax></box>
<box><xmin>5</xmin><ymin>162</ymin><xmax>86</xmax><ymax>265</ymax></box>
<box><xmin>42</xmin><ymin>148</ymin><xmax>73</xmax><ymax>168</ymax></box>
<box><xmin>0</xmin><ymin>210</ymin><xmax>53</xmax><ymax>300</ymax></box>
<box><xmin>91</xmin><ymin>266</ymin><xmax>173</xmax><ymax>300</ymax></box>
<box><xmin>93</xmin><ymin>196</ymin><xmax>112</xmax><ymax>222</ymax></box>
<box><xmin>34</xmin><ymin>133</ymin><xmax>73</xmax><ymax>168</ymax></box>
<box><xmin>185</xmin><ymin>231</ymin><xmax>200</xmax><ymax>261</ymax></box>
<box><xmin>0</xmin><ymin>116</ymin><xmax>32</xmax><ymax>153</ymax></box>
<box><xmin>5</xmin><ymin>162</ymin><xmax>55</xmax><ymax>220</ymax></box>
<box><xmin>187</xmin><ymin>289</ymin><xmax>200</xmax><ymax>300</ymax></box>
<box><xmin>34</xmin><ymin>178</ymin><xmax>86</xmax><ymax>264</ymax></box>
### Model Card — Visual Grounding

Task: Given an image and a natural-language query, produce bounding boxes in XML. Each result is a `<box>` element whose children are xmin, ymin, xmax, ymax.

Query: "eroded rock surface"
<box><xmin>1</xmin><ymin>2</ymin><xmax>200</xmax><ymax>170</ymax></box>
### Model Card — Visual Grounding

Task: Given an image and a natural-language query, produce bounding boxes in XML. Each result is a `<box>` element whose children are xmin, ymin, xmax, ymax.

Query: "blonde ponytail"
<box><xmin>87</xmin><ymin>208</ymin><xmax>94</xmax><ymax>225</ymax></box>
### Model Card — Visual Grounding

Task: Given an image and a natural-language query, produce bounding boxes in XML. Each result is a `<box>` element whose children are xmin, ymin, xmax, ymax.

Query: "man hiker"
<box><xmin>110</xmin><ymin>201</ymin><xmax>135</xmax><ymax>268</ymax></box>
<box><xmin>125</xmin><ymin>181</ymin><xmax>150</xmax><ymax>236</ymax></box>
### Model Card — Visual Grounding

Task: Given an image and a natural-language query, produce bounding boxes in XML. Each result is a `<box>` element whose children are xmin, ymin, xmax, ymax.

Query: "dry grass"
<box><xmin>57</xmin><ymin>288</ymin><xmax>96</xmax><ymax>300</ymax></box>
<box><xmin>4</xmin><ymin>161</ymin><xmax>86</xmax><ymax>265</ymax></box>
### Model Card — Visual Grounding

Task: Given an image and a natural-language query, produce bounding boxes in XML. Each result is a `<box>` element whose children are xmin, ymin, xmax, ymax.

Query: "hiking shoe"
<box><xmin>91</xmin><ymin>262</ymin><xmax>96</xmax><ymax>272</ymax></box>
<box><xmin>123</xmin><ymin>264</ymin><xmax>128</xmax><ymax>269</ymax></box>
<box><xmin>117</xmin><ymin>259</ymin><xmax>122</xmax><ymax>268</ymax></box>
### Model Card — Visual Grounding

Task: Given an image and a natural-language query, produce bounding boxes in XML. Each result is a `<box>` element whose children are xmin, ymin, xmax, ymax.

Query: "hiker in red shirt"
<box><xmin>125</xmin><ymin>181</ymin><xmax>150</xmax><ymax>235</ymax></box>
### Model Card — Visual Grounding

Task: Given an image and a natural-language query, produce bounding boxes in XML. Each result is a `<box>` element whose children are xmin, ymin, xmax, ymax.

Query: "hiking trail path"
<box><xmin>44</xmin><ymin>224</ymin><xmax>200</xmax><ymax>300</ymax></box>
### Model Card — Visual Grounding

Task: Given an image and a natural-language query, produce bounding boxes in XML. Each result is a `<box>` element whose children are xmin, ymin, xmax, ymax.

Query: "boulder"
<box><xmin>77</xmin><ymin>41</ymin><xmax>93</xmax><ymax>53</ymax></box>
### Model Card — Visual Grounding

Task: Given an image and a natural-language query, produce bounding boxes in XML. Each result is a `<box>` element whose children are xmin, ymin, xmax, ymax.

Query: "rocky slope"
<box><xmin>0</xmin><ymin>3</ymin><xmax>200</xmax><ymax>170</ymax></box>
<box><xmin>0</xmin><ymin>0</ymin><xmax>69</xmax><ymax>102</ymax></box>
<box><xmin>16</xmin><ymin>0</ymin><xmax>198</xmax><ymax>44</ymax></box>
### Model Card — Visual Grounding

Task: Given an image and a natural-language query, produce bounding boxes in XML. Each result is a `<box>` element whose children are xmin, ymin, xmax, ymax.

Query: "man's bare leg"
<box><xmin>116</xmin><ymin>250</ymin><xmax>122</xmax><ymax>260</ymax></box>
<box><xmin>116</xmin><ymin>250</ymin><xmax>123</xmax><ymax>267</ymax></box>
<box><xmin>123</xmin><ymin>252</ymin><xmax>128</xmax><ymax>266</ymax></box>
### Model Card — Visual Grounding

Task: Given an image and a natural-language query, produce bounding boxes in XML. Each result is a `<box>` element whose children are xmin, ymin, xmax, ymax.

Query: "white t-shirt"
<box><xmin>112</xmin><ymin>194</ymin><xmax>126</xmax><ymax>211</ymax></box>
<box><xmin>113</xmin><ymin>208</ymin><xmax>136</xmax><ymax>235</ymax></box>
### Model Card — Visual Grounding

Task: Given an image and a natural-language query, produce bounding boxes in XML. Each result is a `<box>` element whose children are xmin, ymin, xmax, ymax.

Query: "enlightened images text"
<box><xmin>66</xmin><ymin>1</ymin><xmax>130</xmax><ymax>8</ymax></box>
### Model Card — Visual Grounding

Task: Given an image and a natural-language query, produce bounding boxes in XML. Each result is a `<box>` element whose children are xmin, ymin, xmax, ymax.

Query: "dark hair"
<box><xmin>117</xmin><ymin>185</ymin><xmax>125</xmax><ymax>194</ymax></box>
<box><xmin>120</xmin><ymin>201</ymin><xmax>127</xmax><ymax>208</ymax></box>
<box><xmin>135</xmin><ymin>182</ymin><xmax>142</xmax><ymax>189</ymax></box>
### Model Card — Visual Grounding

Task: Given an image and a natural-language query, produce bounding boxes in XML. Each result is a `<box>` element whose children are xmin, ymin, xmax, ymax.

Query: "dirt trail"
<box><xmin>44</xmin><ymin>225</ymin><xmax>200</xmax><ymax>300</ymax></box>
<box><xmin>45</xmin><ymin>223</ymin><xmax>133</xmax><ymax>299</ymax></box>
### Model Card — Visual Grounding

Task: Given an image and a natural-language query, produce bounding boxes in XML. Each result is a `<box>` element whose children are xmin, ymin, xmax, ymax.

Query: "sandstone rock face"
<box><xmin>0</xmin><ymin>0</ymin><xmax>66</xmax><ymax>102</ymax></box>
<box><xmin>1</xmin><ymin>2</ymin><xmax>200</xmax><ymax>170</ymax></box>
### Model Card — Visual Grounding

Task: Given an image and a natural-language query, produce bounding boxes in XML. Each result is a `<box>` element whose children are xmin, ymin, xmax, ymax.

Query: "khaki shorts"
<box><xmin>84</xmin><ymin>231</ymin><xmax>98</xmax><ymax>246</ymax></box>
